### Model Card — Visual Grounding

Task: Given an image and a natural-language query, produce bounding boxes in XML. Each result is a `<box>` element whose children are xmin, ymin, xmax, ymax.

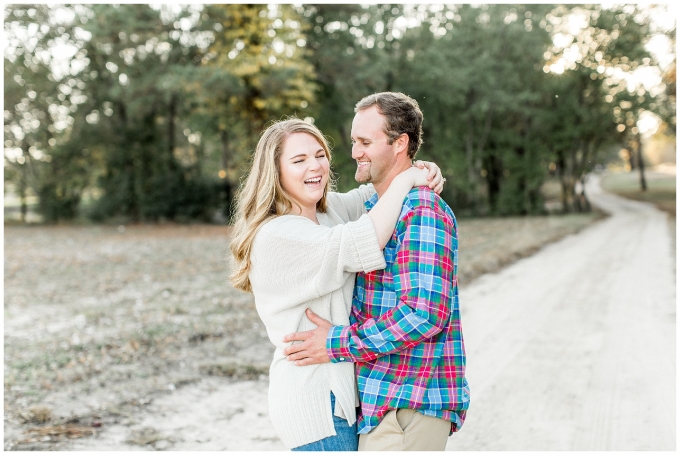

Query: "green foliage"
<box><xmin>76</xmin><ymin>5</ymin><xmax>205</xmax><ymax>221</ymax></box>
<box><xmin>400</xmin><ymin>5</ymin><xmax>554</xmax><ymax>215</ymax></box>
<box><xmin>35</xmin><ymin>141</ymin><xmax>92</xmax><ymax>222</ymax></box>
<box><xmin>3</xmin><ymin>4</ymin><xmax>674</xmax><ymax>221</ymax></box>
<box><xmin>4</xmin><ymin>5</ymin><xmax>87</xmax><ymax>221</ymax></box>
<box><xmin>198</xmin><ymin>4</ymin><xmax>317</xmax><ymax>198</ymax></box>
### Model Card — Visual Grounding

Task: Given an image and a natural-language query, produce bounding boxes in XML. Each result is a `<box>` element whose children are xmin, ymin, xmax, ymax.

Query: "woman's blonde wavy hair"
<box><xmin>229</xmin><ymin>118</ymin><xmax>334</xmax><ymax>292</ymax></box>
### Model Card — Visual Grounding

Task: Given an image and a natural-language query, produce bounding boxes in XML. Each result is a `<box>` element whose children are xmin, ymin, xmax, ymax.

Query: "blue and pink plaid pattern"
<box><xmin>327</xmin><ymin>187</ymin><xmax>469</xmax><ymax>435</ymax></box>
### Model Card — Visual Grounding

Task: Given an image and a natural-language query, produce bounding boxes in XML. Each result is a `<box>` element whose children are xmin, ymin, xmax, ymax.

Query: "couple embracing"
<box><xmin>230</xmin><ymin>92</ymin><xmax>470</xmax><ymax>451</ymax></box>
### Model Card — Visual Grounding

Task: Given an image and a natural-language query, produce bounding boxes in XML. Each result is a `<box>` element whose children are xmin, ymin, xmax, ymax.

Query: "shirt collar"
<box><xmin>365</xmin><ymin>191</ymin><xmax>379</xmax><ymax>211</ymax></box>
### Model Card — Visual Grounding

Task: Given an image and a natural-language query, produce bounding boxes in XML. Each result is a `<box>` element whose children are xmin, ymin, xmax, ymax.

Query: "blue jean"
<box><xmin>291</xmin><ymin>393</ymin><xmax>358</xmax><ymax>451</ymax></box>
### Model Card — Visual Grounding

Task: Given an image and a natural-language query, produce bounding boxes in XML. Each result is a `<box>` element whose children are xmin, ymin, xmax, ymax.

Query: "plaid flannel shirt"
<box><xmin>327</xmin><ymin>187</ymin><xmax>469</xmax><ymax>435</ymax></box>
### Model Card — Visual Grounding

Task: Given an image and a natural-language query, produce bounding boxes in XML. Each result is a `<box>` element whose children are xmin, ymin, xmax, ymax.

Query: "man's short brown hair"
<box><xmin>354</xmin><ymin>92</ymin><xmax>423</xmax><ymax>159</ymax></box>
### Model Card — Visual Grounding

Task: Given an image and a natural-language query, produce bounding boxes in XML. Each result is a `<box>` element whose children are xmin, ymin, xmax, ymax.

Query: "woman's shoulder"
<box><xmin>324</xmin><ymin>193</ymin><xmax>351</xmax><ymax>223</ymax></box>
<box><xmin>325</xmin><ymin>185</ymin><xmax>374</xmax><ymax>222</ymax></box>
<box><xmin>250</xmin><ymin>215</ymin><xmax>336</xmax><ymax>272</ymax></box>
<box><xmin>261</xmin><ymin>214</ymin><xmax>315</xmax><ymax>229</ymax></box>
<box><xmin>256</xmin><ymin>215</ymin><xmax>325</xmax><ymax>243</ymax></box>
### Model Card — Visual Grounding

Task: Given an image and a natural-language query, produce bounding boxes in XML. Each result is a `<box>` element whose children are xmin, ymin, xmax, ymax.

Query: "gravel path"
<box><xmin>448</xmin><ymin>175</ymin><xmax>675</xmax><ymax>450</ymax></box>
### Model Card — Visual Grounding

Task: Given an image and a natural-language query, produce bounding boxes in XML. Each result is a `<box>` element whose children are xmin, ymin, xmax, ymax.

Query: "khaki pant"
<box><xmin>358</xmin><ymin>409</ymin><xmax>451</xmax><ymax>451</ymax></box>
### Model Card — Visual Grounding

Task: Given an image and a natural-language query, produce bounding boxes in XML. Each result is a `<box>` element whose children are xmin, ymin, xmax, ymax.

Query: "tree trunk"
<box><xmin>18</xmin><ymin>142</ymin><xmax>30</xmax><ymax>223</ymax></box>
<box><xmin>556</xmin><ymin>150</ymin><xmax>570</xmax><ymax>213</ymax></box>
<box><xmin>578</xmin><ymin>174</ymin><xmax>591</xmax><ymax>212</ymax></box>
<box><xmin>573</xmin><ymin>141</ymin><xmax>592</xmax><ymax>213</ymax></box>
<box><xmin>636</xmin><ymin>133</ymin><xmax>647</xmax><ymax>191</ymax></box>
<box><xmin>220</xmin><ymin>129</ymin><xmax>230</xmax><ymax>170</ymax></box>
<box><xmin>560</xmin><ymin>180</ymin><xmax>571</xmax><ymax>213</ymax></box>
<box><xmin>117</xmin><ymin>101</ymin><xmax>139</xmax><ymax>221</ymax></box>
<box><xmin>19</xmin><ymin>167</ymin><xmax>27</xmax><ymax>223</ymax></box>
<box><xmin>626</xmin><ymin>147</ymin><xmax>636</xmax><ymax>171</ymax></box>
<box><xmin>220</xmin><ymin>129</ymin><xmax>233</xmax><ymax>201</ymax></box>
<box><xmin>485</xmin><ymin>154</ymin><xmax>502</xmax><ymax>213</ymax></box>
<box><xmin>572</xmin><ymin>179</ymin><xmax>582</xmax><ymax>212</ymax></box>
<box><xmin>385</xmin><ymin>70</ymin><xmax>394</xmax><ymax>92</ymax></box>
<box><xmin>465</xmin><ymin>129</ymin><xmax>478</xmax><ymax>214</ymax></box>
<box><xmin>570</xmin><ymin>147</ymin><xmax>579</xmax><ymax>212</ymax></box>
<box><xmin>338</xmin><ymin>123</ymin><xmax>351</xmax><ymax>156</ymax></box>
<box><xmin>168</xmin><ymin>92</ymin><xmax>177</xmax><ymax>170</ymax></box>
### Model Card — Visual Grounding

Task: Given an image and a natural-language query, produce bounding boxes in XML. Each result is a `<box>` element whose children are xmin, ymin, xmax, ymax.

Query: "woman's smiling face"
<box><xmin>279</xmin><ymin>132</ymin><xmax>330</xmax><ymax>219</ymax></box>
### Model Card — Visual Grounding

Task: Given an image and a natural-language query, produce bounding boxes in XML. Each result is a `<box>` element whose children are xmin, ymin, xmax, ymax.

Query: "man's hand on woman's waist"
<box><xmin>282</xmin><ymin>309</ymin><xmax>333</xmax><ymax>366</ymax></box>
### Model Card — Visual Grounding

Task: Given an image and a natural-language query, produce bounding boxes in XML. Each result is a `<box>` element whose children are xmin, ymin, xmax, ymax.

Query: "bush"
<box><xmin>89</xmin><ymin>168</ymin><xmax>226</xmax><ymax>223</ymax></box>
<box><xmin>37</xmin><ymin>183</ymin><xmax>82</xmax><ymax>222</ymax></box>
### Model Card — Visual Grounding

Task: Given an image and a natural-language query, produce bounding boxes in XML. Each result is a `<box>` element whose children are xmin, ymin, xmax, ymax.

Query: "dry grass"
<box><xmin>125</xmin><ymin>427</ymin><xmax>168</xmax><ymax>446</ymax></box>
<box><xmin>4</xmin><ymin>224</ymin><xmax>264</xmax><ymax>449</ymax></box>
<box><xmin>457</xmin><ymin>213</ymin><xmax>603</xmax><ymax>284</ymax></box>
<box><xmin>600</xmin><ymin>169</ymin><xmax>676</xmax><ymax>258</ymax></box>
<box><xmin>16</xmin><ymin>406</ymin><xmax>53</xmax><ymax>424</ymax></box>
<box><xmin>24</xmin><ymin>425</ymin><xmax>96</xmax><ymax>439</ymax></box>
<box><xmin>199</xmin><ymin>360</ymin><xmax>270</xmax><ymax>380</ymax></box>
<box><xmin>600</xmin><ymin>170</ymin><xmax>676</xmax><ymax>216</ymax></box>
<box><xmin>4</xmin><ymin>215</ymin><xmax>601</xmax><ymax>449</ymax></box>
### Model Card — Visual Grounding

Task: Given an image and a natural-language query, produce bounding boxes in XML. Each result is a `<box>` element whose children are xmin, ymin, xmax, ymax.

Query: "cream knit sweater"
<box><xmin>249</xmin><ymin>185</ymin><xmax>383</xmax><ymax>449</ymax></box>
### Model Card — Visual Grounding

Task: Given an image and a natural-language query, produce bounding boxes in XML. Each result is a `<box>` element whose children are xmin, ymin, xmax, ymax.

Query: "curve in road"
<box><xmin>448</xmin><ymin>175</ymin><xmax>675</xmax><ymax>451</ymax></box>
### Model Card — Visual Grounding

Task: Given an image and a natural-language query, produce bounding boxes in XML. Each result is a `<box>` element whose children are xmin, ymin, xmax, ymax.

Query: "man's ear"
<box><xmin>393</xmin><ymin>133</ymin><xmax>410</xmax><ymax>157</ymax></box>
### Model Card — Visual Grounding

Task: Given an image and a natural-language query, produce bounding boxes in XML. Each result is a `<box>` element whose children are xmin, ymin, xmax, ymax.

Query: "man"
<box><xmin>283</xmin><ymin>92</ymin><xmax>469</xmax><ymax>451</ymax></box>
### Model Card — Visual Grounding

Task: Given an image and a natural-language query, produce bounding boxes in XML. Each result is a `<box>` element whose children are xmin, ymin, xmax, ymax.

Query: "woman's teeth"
<box><xmin>305</xmin><ymin>177</ymin><xmax>322</xmax><ymax>185</ymax></box>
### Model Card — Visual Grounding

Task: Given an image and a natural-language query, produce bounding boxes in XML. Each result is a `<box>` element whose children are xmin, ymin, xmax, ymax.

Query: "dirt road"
<box><xmin>448</xmin><ymin>174</ymin><xmax>675</xmax><ymax>450</ymax></box>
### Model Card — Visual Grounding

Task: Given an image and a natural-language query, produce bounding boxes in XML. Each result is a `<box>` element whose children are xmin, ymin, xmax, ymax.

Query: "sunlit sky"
<box><xmin>638</xmin><ymin>3</ymin><xmax>676</xmax><ymax>135</ymax></box>
<box><xmin>545</xmin><ymin>3</ymin><xmax>675</xmax><ymax>136</ymax></box>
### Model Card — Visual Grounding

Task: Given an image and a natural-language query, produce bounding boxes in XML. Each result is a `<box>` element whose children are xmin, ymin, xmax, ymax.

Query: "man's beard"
<box><xmin>355</xmin><ymin>163</ymin><xmax>372</xmax><ymax>183</ymax></box>
<box><xmin>355</xmin><ymin>170</ymin><xmax>371</xmax><ymax>183</ymax></box>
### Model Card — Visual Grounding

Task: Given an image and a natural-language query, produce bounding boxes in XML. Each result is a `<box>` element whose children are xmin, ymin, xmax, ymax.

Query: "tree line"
<box><xmin>4</xmin><ymin>4</ymin><xmax>676</xmax><ymax>222</ymax></box>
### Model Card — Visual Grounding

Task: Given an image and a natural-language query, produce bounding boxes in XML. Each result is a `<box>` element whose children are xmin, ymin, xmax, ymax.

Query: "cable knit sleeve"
<box><xmin>326</xmin><ymin>185</ymin><xmax>375</xmax><ymax>222</ymax></box>
<box><xmin>249</xmin><ymin>214</ymin><xmax>386</xmax><ymax>304</ymax></box>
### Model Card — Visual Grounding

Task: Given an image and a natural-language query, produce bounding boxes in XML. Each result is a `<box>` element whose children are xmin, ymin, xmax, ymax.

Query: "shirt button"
<box><xmin>339</xmin><ymin>357</ymin><xmax>345</xmax><ymax>361</ymax></box>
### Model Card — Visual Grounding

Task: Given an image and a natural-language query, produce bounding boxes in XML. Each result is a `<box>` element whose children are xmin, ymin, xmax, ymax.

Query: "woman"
<box><xmin>229</xmin><ymin>118</ymin><xmax>443</xmax><ymax>451</ymax></box>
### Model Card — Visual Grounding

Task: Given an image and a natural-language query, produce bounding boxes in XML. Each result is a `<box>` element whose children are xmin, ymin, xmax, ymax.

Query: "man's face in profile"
<box><xmin>350</xmin><ymin>105</ymin><xmax>396</xmax><ymax>186</ymax></box>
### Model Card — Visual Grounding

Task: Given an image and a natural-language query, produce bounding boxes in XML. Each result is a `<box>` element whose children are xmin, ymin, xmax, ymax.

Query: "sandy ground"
<box><xmin>4</xmin><ymin>175</ymin><xmax>675</xmax><ymax>450</ymax></box>
<box><xmin>64</xmin><ymin>376</ymin><xmax>286</xmax><ymax>451</ymax></box>
<box><xmin>448</xmin><ymin>174</ymin><xmax>676</xmax><ymax>450</ymax></box>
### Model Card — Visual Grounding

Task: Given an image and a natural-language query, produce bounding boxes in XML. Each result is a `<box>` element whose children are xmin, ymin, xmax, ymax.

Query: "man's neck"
<box><xmin>374</xmin><ymin>161</ymin><xmax>413</xmax><ymax>198</ymax></box>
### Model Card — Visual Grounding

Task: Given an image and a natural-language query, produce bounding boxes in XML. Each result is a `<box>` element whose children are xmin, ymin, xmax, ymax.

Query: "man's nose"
<box><xmin>351</xmin><ymin>144</ymin><xmax>361</xmax><ymax>159</ymax></box>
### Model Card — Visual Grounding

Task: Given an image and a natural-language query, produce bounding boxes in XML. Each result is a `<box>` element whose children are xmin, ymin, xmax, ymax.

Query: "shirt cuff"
<box><xmin>327</xmin><ymin>325</ymin><xmax>352</xmax><ymax>363</ymax></box>
<box><xmin>350</xmin><ymin>214</ymin><xmax>386</xmax><ymax>273</ymax></box>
